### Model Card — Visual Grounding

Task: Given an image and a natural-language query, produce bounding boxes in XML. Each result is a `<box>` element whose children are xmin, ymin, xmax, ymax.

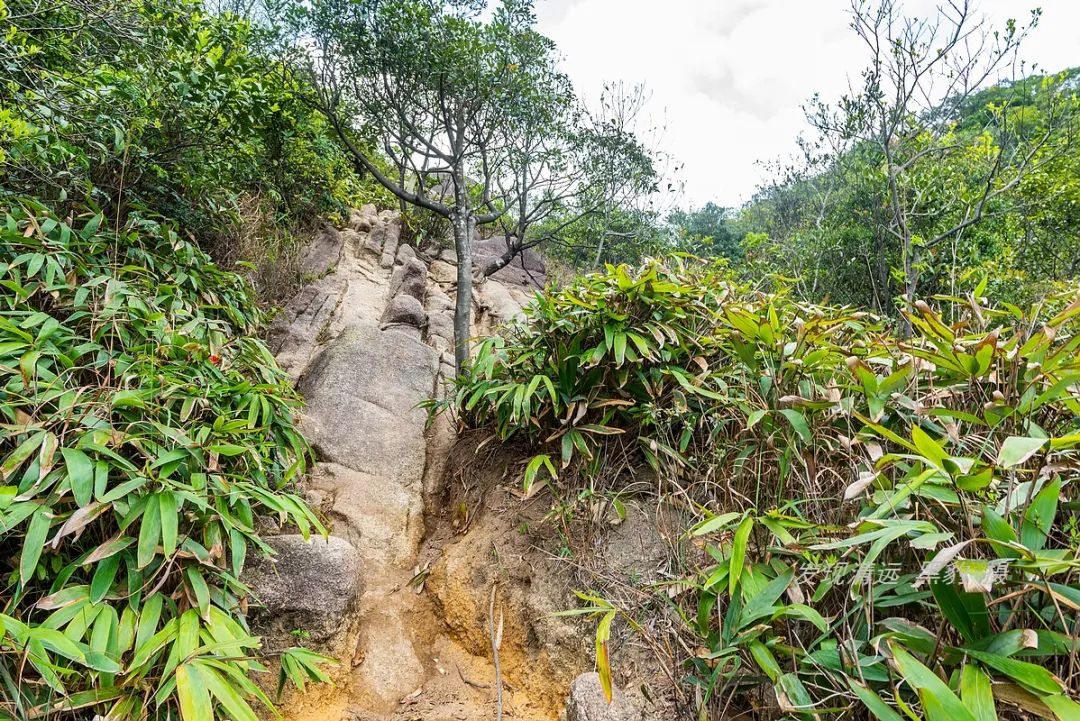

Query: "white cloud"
<box><xmin>536</xmin><ymin>0</ymin><xmax>1080</xmax><ymax>208</ymax></box>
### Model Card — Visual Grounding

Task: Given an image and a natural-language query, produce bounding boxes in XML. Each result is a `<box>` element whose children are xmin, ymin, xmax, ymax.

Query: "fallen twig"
<box><xmin>455</xmin><ymin>662</ymin><xmax>491</xmax><ymax>690</ymax></box>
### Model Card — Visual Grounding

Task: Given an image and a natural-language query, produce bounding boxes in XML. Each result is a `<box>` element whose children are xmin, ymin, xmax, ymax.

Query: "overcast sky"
<box><xmin>535</xmin><ymin>0</ymin><xmax>1080</xmax><ymax>209</ymax></box>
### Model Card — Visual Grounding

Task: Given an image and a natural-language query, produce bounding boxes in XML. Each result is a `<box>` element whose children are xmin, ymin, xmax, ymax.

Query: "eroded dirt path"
<box><xmin>267</xmin><ymin>208</ymin><xmax>560</xmax><ymax>721</ymax></box>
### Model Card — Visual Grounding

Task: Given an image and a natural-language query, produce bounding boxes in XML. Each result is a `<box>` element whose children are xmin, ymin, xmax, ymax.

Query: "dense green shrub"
<box><xmin>0</xmin><ymin>0</ymin><xmax>392</xmax><ymax>301</ymax></box>
<box><xmin>451</xmin><ymin>258</ymin><xmax>1080</xmax><ymax>720</ymax></box>
<box><xmin>0</xmin><ymin>201</ymin><xmax>328</xmax><ymax>720</ymax></box>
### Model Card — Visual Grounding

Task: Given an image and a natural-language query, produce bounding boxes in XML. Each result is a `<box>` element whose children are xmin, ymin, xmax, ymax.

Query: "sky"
<box><xmin>535</xmin><ymin>0</ymin><xmax>1080</xmax><ymax>209</ymax></box>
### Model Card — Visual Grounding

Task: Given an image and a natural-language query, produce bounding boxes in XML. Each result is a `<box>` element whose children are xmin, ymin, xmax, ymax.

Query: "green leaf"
<box><xmin>61</xmin><ymin>448</ymin><xmax>94</xmax><ymax>507</ymax></box>
<box><xmin>20</xmin><ymin>508</ymin><xmax>51</xmax><ymax>584</ymax></box>
<box><xmin>90</xmin><ymin>554</ymin><xmax>120</xmax><ymax>604</ymax></box>
<box><xmin>740</xmin><ymin>568</ymin><xmax>793</xmax><ymax>625</ymax></box>
<box><xmin>746</xmin><ymin>409</ymin><xmax>768</xmax><ymax>430</ymax></box>
<box><xmin>2</xmin><ymin>431</ymin><xmax>46</xmax><ymax>480</ymax></box>
<box><xmin>137</xmin><ymin>495</ymin><xmax>161</xmax><ymax>568</ymax></box>
<box><xmin>159</xmin><ymin>491</ymin><xmax>178</xmax><ymax>557</ymax></box>
<box><xmin>779</xmin><ymin>409</ymin><xmax>811</xmax><ymax>442</ymax></box>
<box><xmin>776</xmin><ymin>672</ymin><xmax>815</xmax><ymax>714</ymax></box>
<box><xmin>186</xmin><ymin>566</ymin><xmax>210</xmax><ymax>620</ymax></box>
<box><xmin>965</xmin><ymin>649</ymin><xmax>1063</xmax><ymax>696</ymax></box>
<box><xmin>749</xmin><ymin>641</ymin><xmax>781</xmax><ymax>682</ymax></box>
<box><xmin>980</xmin><ymin>507</ymin><xmax>1019</xmax><ymax>553</ymax></box>
<box><xmin>1043</xmin><ymin>694</ymin><xmax>1080</xmax><ymax>721</ymax></box>
<box><xmin>849</xmin><ymin>679</ymin><xmax>905</xmax><ymax>721</ymax></box>
<box><xmin>689</xmin><ymin>512</ymin><xmax>740</xmax><ymax>537</ymax></box>
<box><xmin>522</xmin><ymin>454</ymin><xmax>556</xmax><ymax>497</ymax></box>
<box><xmin>1021</xmin><ymin>478</ymin><xmax>1060</xmax><ymax>551</ymax></box>
<box><xmin>889</xmin><ymin>643</ymin><xmax>977</xmax><ymax>721</ymax></box>
<box><xmin>996</xmin><ymin>437</ymin><xmax>1046</xmax><ymax>468</ymax></box>
<box><xmin>930</xmin><ymin>579</ymin><xmax>989</xmax><ymax>643</ymax></box>
<box><xmin>729</xmin><ymin>515</ymin><xmax>753</xmax><ymax>596</ymax></box>
<box><xmin>961</xmin><ymin>664</ymin><xmax>997</xmax><ymax>721</ymax></box>
<box><xmin>912</xmin><ymin>426</ymin><xmax>949</xmax><ymax>469</ymax></box>
<box><xmin>176</xmin><ymin>662</ymin><xmax>214</xmax><ymax>721</ymax></box>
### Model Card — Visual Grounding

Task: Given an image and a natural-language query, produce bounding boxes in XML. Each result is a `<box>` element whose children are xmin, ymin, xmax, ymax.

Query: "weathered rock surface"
<box><xmin>381</xmin><ymin>293</ymin><xmax>426</xmax><ymax>328</ymax></box>
<box><xmin>272</xmin><ymin>208</ymin><xmax>570</xmax><ymax>721</ymax></box>
<box><xmin>245</xmin><ymin>534</ymin><xmax>363</xmax><ymax>659</ymax></box>
<box><xmin>268</xmin><ymin>274</ymin><xmax>345</xmax><ymax>379</ymax></box>
<box><xmin>298</xmin><ymin>326</ymin><xmax>436</xmax><ymax>482</ymax></box>
<box><xmin>472</xmin><ymin>235</ymin><xmax>546</xmax><ymax>289</ymax></box>
<box><xmin>428</xmin><ymin>259</ymin><xmax>457</xmax><ymax>284</ymax></box>
<box><xmin>565</xmin><ymin>673</ymin><xmax>641</xmax><ymax>721</ymax></box>
<box><xmin>388</xmin><ymin>257</ymin><xmax>428</xmax><ymax>302</ymax></box>
<box><xmin>307</xmin><ymin>463</ymin><xmax>422</xmax><ymax>567</ymax></box>
<box><xmin>299</xmin><ymin>225</ymin><xmax>344</xmax><ymax>277</ymax></box>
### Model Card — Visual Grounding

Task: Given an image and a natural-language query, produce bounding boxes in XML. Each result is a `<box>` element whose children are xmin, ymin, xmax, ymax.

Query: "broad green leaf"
<box><xmin>20</xmin><ymin>508</ymin><xmax>51</xmax><ymax>584</ymax></box>
<box><xmin>965</xmin><ymin>649</ymin><xmax>1063</xmax><ymax>696</ymax></box>
<box><xmin>176</xmin><ymin>662</ymin><xmax>214</xmax><ymax>721</ymax></box>
<box><xmin>889</xmin><ymin>643</ymin><xmax>977</xmax><ymax>721</ymax></box>
<box><xmin>1043</xmin><ymin>694</ymin><xmax>1080</xmax><ymax>721</ymax></box>
<box><xmin>689</xmin><ymin>512</ymin><xmax>740</xmax><ymax>537</ymax></box>
<box><xmin>779</xmin><ymin>409</ymin><xmax>811</xmax><ymax>442</ymax></box>
<box><xmin>729</xmin><ymin>515</ymin><xmax>753</xmax><ymax>596</ymax></box>
<box><xmin>137</xmin><ymin>496</ymin><xmax>161</xmax><ymax>568</ymax></box>
<box><xmin>912</xmin><ymin>426</ymin><xmax>949</xmax><ymax>470</ymax></box>
<box><xmin>159</xmin><ymin>491</ymin><xmax>178</xmax><ymax>557</ymax></box>
<box><xmin>996</xmin><ymin>437</ymin><xmax>1046</xmax><ymax>468</ymax></box>
<box><xmin>90</xmin><ymin>554</ymin><xmax>120</xmax><ymax>604</ymax></box>
<box><xmin>849</xmin><ymin>679</ymin><xmax>905</xmax><ymax>721</ymax></box>
<box><xmin>749</xmin><ymin>641</ymin><xmax>781</xmax><ymax>682</ymax></box>
<box><xmin>1021</xmin><ymin>478</ymin><xmax>1060</xmax><ymax>551</ymax></box>
<box><xmin>961</xmin><ymin>664</ymin><xmax>997</xmax><ymax>721</ymax></box>
<box><xmin>61</xmin><ymin>448</ymin><xmax>94</xmax><ymax>507</ymax></box>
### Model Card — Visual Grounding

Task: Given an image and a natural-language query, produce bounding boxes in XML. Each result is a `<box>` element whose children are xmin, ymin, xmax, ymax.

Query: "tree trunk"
<box><xmin>452</xmin><ymin>212</ymin><xmax>474</xmax><ymax>373</ymax></box>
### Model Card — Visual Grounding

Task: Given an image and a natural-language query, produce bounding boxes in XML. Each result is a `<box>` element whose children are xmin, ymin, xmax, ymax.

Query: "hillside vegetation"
<box><xmin>452</xmin><ymin>259</ymin><xmax>1080</xmax><ymax>720</ymax></box>
<box><xmin>0</xmin><ymin>1</ymin><xmax>367</xmax><ymax>718</ymax></box>
<box><xmin>2</xmin><ymin>0</ymin><xmax>1078</xmax><ymax>720</ymax></box>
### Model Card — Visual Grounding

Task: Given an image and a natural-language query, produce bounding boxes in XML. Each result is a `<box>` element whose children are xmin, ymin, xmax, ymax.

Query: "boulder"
<box><xmin>363</xmin><ymin>222</ymin><xmax>385</xmax><ymax>258</ymax></box>
<box><xmin>388</xmin><ymin>258</ymin><xmax>428</xmax><ymax>302</ymax></box>
<box><xmin>425</xmin><ymin>311</ymin><xmax>454</xmax><ymax>343</ymax></box>
<box><xmin>428</xmin><ymin>259</ymin><xmax>457</xmax><ymax>285</ymax></box>
<box><xmin>476</xmin><ymin>279</ymin><xmax>529</xmax><ymax>325</ymax></box>
<box><xmin>298</xmin><ymin>325</ymin><xmax>438</xmax><ymax>483</ymax></box>
<box><xmin>565</xmin><ymin>673</ymin><xmax>639</xmax><ymax>721</ymax></box>
<box><xmin>395</xmin><ymin>243</ymin><xmax>416</xmax><ymax>265</ymax></box>
<box><xmin>308</xmin><ymin>463</ymin><xmax>422</xmax><ymax>566</ymax></box>
<box><xmin>381</xmin><ymin>293</ymin><xmax>426</xmax><ymax>328</ymax></box>
<box><xmin>425</xmin><ymin>286</ymin><xmax>455</xmax><ymax>313</ymax></box>
<box><xmin>472</xmin><ymin>235</ymin><xmax>546</xmax><ymax>289</ymax></box>
<box><xmin>244</xmin><ymin>535</ymin><xmax>363</xmax><ymax>658</ymax></box>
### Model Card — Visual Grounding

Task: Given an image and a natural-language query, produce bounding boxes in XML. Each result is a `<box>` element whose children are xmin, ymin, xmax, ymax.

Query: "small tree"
<box><xmin>303</xmin><ymin>0</ymin><xmax>571</xmax><ymax>369</ymax></box>
<box><xmin>482</xmin><ymin>83</ymin><xmax>664</xmax><ymax>276</ymax></box>
<box><xmin>808</xmin><ymin>0</ymin><xmax>1072</xmax><ymax>326</ymax></box>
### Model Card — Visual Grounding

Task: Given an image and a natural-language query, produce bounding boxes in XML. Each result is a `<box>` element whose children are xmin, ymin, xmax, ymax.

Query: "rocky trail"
<box><xmin>248</xmin><ymin>206</ymin><xmax>589</xmax><ymax>721</ymax></box>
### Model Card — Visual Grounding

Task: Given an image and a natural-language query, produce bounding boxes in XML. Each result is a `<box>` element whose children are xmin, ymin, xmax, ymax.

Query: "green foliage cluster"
<box><xmin>738</xmin><ymin>68</ymin><xmax>1080</xmax><ymax>312</ymax></box>
<box><xmin>0</xmin><ymin>0</ymin><xmax>390</xmax><ymax>299</ymax></box>
<box><xmin>451</xmin><ymin>259</ymin><xmax>1080</xmax><ymax>720</ymax></box>
<box><xmin>0</xmin><ymin>203</ymin><xmax>330</xmax><ymax>720</ymax></box>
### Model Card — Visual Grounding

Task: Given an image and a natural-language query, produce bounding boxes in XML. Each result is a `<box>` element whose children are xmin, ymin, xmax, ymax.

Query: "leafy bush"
<box><xmin>451</xmin><ymin>258</ymin><xmax>1080</xmax><ymax>720</ymax></box>
<box><xmin>0</xmin><ymin>0</ymin><xmax>391</xmax><ymax>302</ymax></box>
<box><xmin>0</xmin><ymin>201</ymin><xmax>328</xmax><ymax>720</ymax></box>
